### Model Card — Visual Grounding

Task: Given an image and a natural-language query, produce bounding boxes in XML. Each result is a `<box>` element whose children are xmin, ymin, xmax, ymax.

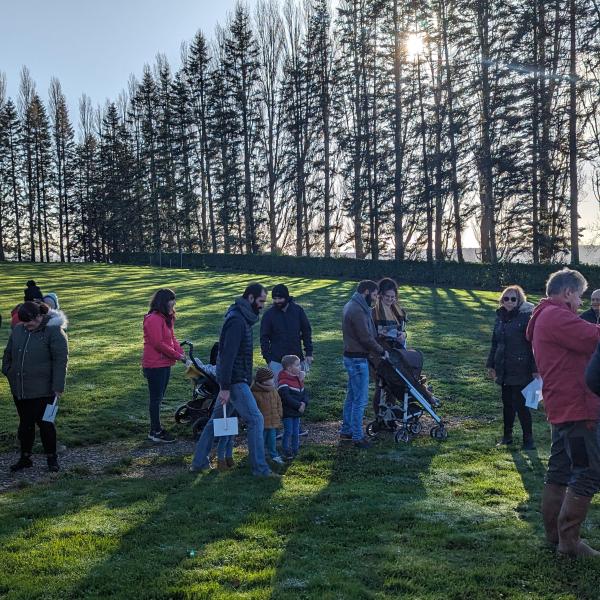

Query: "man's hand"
<box><xmin>53</xmin><ymin>391</ymin><xmax>62</xmax><ymax>398</ymax></box>
<box><xmin>305</xmin><ymin>356</ymin><xmax>314</xmax><ymax>366</ymax></box>
<box><xmin>299</xmin><ymin>402</ymin><xmax>306</xmax><ymax>414</ymax></box>
<box><xmin>487</xmin><ymin>368</ymin><xmax>496</xmax><ymax>380</ymax></box>
<box><xmin>298</xmin><ymin>370</ymin><xmax>306</xmax><ymax>384</ymax></box>
<box><xmin>218</xmin><ymin>389</ymin><xmax>231</xmax><ymax>405</ymax></box>
<box><xmin>533</xmin><ymin>372</ymin><xmax>540</xmax><ymax>379</ymax></box>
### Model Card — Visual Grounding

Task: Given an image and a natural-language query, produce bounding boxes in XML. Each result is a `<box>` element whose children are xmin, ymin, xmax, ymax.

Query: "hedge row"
<box><xmin>111</xmin><ymin>251</ymin><xmax>600</xmax><ymax>292</ymax></box>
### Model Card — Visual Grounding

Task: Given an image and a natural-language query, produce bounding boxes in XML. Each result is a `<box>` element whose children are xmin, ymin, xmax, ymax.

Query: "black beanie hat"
<box><xmin>271</xmin><ymin>284</ymin><xmax>290</xmax><ymax>300</ymax></box>
<box><xmin>24</xmin><ymin>280</ymin><xmax>43</xmax><ymax>302</ymax></box>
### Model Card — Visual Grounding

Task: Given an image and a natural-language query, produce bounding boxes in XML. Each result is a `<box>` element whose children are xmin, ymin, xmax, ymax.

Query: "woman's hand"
<box><xmin>487</xmin><ymin>368</ymin><xmax>496</xmax><ymax>380</ymax></box>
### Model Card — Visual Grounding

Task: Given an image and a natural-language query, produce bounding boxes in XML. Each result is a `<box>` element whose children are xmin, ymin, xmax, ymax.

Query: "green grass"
<box><xmin>0</xmin><ymin>263</ymin><xmax>598</xmax><ymax>599</ymax></box>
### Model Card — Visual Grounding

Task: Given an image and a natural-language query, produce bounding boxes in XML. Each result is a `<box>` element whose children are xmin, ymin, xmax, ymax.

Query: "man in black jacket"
<box><xmin>260</xmin><ymin>284</ymin><xmax>313</xmax><ymax>381</ymax></box>
<box><xmin>580</xmin><ymin>289</ymin><xmax>600</xmax><ymax>324</ymax></box>
<box><xmin>190</xmin><ymin>283</ymin><xmax>278</xmax><ymax>477</ymax></box>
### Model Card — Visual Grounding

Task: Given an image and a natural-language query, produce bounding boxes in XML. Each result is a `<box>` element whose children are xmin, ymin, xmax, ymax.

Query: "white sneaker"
<box><xmin>271</xmin><ymin>456</ymin><xmax>285</xmax><ymax>465</ymax></box>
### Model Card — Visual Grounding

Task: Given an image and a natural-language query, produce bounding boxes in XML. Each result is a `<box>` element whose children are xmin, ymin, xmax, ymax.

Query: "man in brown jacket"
<box><xmin>339</xmin><ymin>280</ymin><xmax>387</xmax><ymax>448</ymax></box>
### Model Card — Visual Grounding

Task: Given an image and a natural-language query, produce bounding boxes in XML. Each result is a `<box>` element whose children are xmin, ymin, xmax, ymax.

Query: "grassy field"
<box><xmin>0</xmin><ymin>263</ymin><xmax>598</xmax><ymax>599</ymax></box>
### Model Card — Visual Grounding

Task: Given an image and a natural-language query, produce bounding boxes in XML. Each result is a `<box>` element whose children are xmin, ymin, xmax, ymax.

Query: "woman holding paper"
<box><xmin>2</xmin><ymin>301</ymin><xmax>69</xmax><ymax>472</ymax></box>
<box><xmin>486</xmin><ymin>285</ymin><xmax>538</xmax><ymax>449</ymax></box>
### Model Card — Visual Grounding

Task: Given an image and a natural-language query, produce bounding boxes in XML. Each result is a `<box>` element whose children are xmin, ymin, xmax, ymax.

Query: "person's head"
<box><xmin>243</xmin><ymin>283</ymin><xmax>268</xmax><ymax>315</ymax></box>
<box><xmin>18</xmin><ymin>301</ymin><xmax>49</xmax><ymax>331</ymax></box>
<box><xmin>149</xmin><ymin>288</ymin><xmax>177</xmax><ymax>325</ymax></box>
<box><xmin>24</xmin><ymin>280</ymin><xmax>43</xmax><ymax>302</ymax></box>
<box><xmin>271</xmin><ymin>283</ymin><xmax>290</xmax><ymax>310</ymax></box>
<box><xmin>546</xmin><ymin>268</ymin><xmax>588</xmax><ymax>312</ymax></box>
<box><xmin>282</xmin><ymin>354</ymin><xmax>301</xmax><ymax>375</ymax></box>
<box><xmin>591</xmin><ymin>289</ymin><xmax>600</xmax><ymax>313</ymax></box>
<box><xmin>498</xmin><ymin>285</ymin><xmax>526</xmax><ymax>312</ymax></box>
<box><xmin>378</xmin><ymin>278</ymin><xmax>398</xmax><ymax>307</ymax></box>
<box><xmin>356</xmin><ymin>280</ymin><xmax>378</xmax><ymax>307</ymax></box>
<box><xmin>255</xmin><ymin>366</ymin><xmax>275</xmax><ymax>388</ymax></box>
<box><xmin>42</xmin><ymin>293</ymin><xmax>59</xmax><ymax>310</ymax></box>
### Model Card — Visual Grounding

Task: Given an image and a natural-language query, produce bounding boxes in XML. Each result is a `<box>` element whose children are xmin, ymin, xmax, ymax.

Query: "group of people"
<box><xmin>4</xmin><ymin>267</ymin><xmax>600</xmax><ymax>559</ymax></box>
<box><xmin>2</xmin><ymin>281</ymin><xmax>69</xmax><ymax>472</ymax></box>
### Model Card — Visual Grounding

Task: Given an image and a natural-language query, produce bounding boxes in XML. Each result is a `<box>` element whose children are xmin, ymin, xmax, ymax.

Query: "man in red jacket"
<box><xmin>527</xmin><ymin>268</ymin><xmax>600</xmax><ymax>557</ymax></box>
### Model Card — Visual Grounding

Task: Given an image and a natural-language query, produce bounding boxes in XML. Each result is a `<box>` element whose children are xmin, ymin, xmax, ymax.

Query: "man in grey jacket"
<box><xmin>340</xmin><ymin>280</ymin><xmax>387</xmax><ymax>448</ymax></box>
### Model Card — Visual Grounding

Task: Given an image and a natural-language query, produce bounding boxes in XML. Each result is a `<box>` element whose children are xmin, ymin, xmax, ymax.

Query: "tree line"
<box><xmin>1</xmin><ymin>0</ymin><xmax>600</xmax><ymax>264</ymax></box>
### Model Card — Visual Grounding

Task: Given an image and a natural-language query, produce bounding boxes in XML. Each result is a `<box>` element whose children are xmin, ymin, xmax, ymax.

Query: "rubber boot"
<box><xmin>557</xmin><ymin>489</ymin><xmax>600</xmax><ymax>557</ymax></box>
<box><xmin>541</xmin><ymin>483</ymin><xmax>566</xmax><ymax>546</ymax></box>
<box><xmin>10</xmin><ymin>453</ymin><xmax>33</xmax><ymax>472</ymax></box>
<box><xmin>217</xmin><ymin>459</ymin><xmax>230</xmax><ymax>472</ymax></box>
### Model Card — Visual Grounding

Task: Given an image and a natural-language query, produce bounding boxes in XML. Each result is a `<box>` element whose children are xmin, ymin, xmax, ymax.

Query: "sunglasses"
<box><xmin>502</xmin><ymin>296</ymin><xmax>518</xmax><ymax>302</ymax></box>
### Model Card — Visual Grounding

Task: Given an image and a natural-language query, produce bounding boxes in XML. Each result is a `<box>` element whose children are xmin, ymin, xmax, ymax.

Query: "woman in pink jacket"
<box><xmin>142</xmin><ymin>289</ymin><xmax>185</xmax><ymax>442</ymax></box>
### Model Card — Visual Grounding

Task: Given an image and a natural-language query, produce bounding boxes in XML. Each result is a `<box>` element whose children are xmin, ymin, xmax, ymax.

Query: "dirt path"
<box><xmin>0</xmin><ymin>416</ymin><xmax>480</xmax><ymax>493</ymax></box>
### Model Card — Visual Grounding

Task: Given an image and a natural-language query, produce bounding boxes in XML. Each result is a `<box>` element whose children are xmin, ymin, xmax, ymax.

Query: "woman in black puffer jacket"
<box><xmin>486</xmin><ymin>285</ymin><xmax>538</xmax><ymax>449</ymax></box>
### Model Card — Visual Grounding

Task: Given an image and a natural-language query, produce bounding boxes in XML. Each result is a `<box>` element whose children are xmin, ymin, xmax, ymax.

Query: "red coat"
<box><xmin>526</xmin><ymin>297</ymin><xmax>600</xmax><ymax>424</ymax></box>
<box><xmin>142</xmin><ymin>311</ymin><xmax>183</xmax><ymax>368</ymax></box>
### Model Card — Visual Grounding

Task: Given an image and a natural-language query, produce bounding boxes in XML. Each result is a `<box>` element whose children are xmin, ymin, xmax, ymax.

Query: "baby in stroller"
<box><xmin>368</xmin><ymin>279</ymin><xmax>446</xmax><ymax>442</ymax></box>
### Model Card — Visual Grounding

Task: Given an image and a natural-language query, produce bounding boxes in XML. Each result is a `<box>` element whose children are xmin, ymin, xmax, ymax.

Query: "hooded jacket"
<box><xmin>277</xmin><ymin>370</ymin><xmax>309</xmax><ymax>418</ymax></box>
<box><xmin>251</xmin><ymin>380</ymin><xmax>283</xmax><ymax>428</ymax></box>
<box><xmin>260</xmin><ymin>299</ymin><xmax>313</xmax><ymax>363</ymax></box>
<box><xmin>526</xmin><ymin>297</ymin><xmax>600</xmax><ymax>424</ymax></box>
<box><xmin>486</xmin><ymin>301</ymin><xmax>537</xmax><ymax>387</ymax></box>
<box><xmin>142</xmin><ymin>311</ymin><xmax>183</xmax><ymax>368</ymax></box>
<box><xmin>342</xmin><ymin>292</ymin><xmax>385</xmax><ymax>358</ymax></box>
<box><xmin>2</xmin><ymin>310</ymin><xmax>69</xmax><ymax>399</ymax></box>
<box><xmin>216</xmin><ymin>298</ymin><xmax>259</xmax><ymax>390</ymax></box>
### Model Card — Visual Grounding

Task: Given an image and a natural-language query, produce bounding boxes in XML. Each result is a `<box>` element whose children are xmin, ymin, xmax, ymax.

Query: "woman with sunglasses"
<box><xmin>486</xmin><ymin>285</ymin><xmax>538</xmax><ymax>449</ymax></box>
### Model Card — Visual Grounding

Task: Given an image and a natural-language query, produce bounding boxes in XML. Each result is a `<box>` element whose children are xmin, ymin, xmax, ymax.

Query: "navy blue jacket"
<box><xmin>260</xmin><ymin>300</ymin><xmax>313</xmax><ymax>363</ymax></box>
<box><xmin>278</xmin><ymin>370</ymin><xmax>309</xmax><ymax>418</ymax></box>
<box><xmin>216</xmin><ymin>298</ymin><xmax>258</xmax><ymax>390</ymax></box>
<box><xmin>580</xmin><ymin>308</ymin><xmax>600</xmax><ymax>324</ymax></box>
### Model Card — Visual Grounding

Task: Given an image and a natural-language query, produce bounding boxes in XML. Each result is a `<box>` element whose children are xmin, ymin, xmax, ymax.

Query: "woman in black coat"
<box><xmin>486</xmin><ymin>285</ymin><xmax>538</xmax><ymax>449</ymax></box>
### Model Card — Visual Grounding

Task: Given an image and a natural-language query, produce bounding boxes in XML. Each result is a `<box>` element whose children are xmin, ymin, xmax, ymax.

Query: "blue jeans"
<box><xmin>217</xmin><ymin>436</ymin><xmax>234</xmax><ymax>460</ymax></box>
<box><xmin>191</xmin><ymin>382</ymin><xmax>270</xmax><ymax>476</ymax></box>
<box><xmin>264</xmin><ymin>428</ymin><xmax>279</xmax><ymax>459</ymax></box>
<box><xmin>143</xmin><ymin>366</ymin><xmax>171</xmax><ymax>434</ymax></box>
<box><xmin>282</xmin><ymin>417</ymin><xmax>300</xmax><ymax>455</ymax></box>
<box><xmin>340</xmin><ymin>357</ymin><xmax>370</xmax><ymax>441</ymax></box>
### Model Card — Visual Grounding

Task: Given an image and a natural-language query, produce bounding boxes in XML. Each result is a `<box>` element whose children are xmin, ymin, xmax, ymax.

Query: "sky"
<box><xmin>1</xmin><ymin>0</ymin><xmax>239</xmax><ymax>115</ymax></box>
<box><xmin>1</xmin><ymin>0</ymin><xmax>598</xmax><ymax>248</ymax></box>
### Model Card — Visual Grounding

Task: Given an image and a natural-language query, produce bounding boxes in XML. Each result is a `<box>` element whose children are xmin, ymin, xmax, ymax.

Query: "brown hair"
<box><xmin>148</xmin><ymin>288</ymin><xmax>176</xmax><ymax>327</ymax></box>
<box><xmin>18</xmin><ymin>301</ymin><xmax>49</xmax><ymax>322</ymax></box>
<box><xmin>282</xmin><ymin>355</ymin><xmax>300</xmax><ymax>370</ymax></box>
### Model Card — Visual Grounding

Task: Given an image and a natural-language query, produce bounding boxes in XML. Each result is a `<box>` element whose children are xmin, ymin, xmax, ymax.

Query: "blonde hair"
<box><xmin>282</xmin><ymin>354</ymin><xmax>300</xmax><ymax>369</ymax></box>
<box><xmin>498</xmin><ymin>285</ymin><xmax>526</xmax><ymax>308</ymax></box>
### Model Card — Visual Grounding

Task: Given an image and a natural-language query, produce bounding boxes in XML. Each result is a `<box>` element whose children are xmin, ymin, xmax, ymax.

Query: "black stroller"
<box><xmin>367</xmin><ymin>341</ymin><xmax>447</xmax><ymax>443</ymax></box>
<box><xmin>174</xmin><ymin>341</ymin><xmax>220</xmax><ymax>438</ymax></box>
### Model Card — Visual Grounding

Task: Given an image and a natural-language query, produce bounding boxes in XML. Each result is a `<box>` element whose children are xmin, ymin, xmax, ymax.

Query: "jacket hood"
<box><xmin>526</xmin><ymin>298</ymin><xmax>567</xmax><ymax>341</ymax></box>
<box><xmin>229</xmin><ymin>297</ymin><xmax>259</xmax><ymax>326</ymax></box>
<box><xmin>46</xmin><ymin>309</ymin><xmax>68</xmax><ymax>330</ymax></box>
<box><xmin>351</xmin><ymin>292</ymin><xmax>371</xmax><ymax>315</ymax></box>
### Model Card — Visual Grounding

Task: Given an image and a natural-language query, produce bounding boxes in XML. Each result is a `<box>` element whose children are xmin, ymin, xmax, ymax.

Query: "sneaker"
<box><xmin>276</xmin><ymin>432</ymin><xmax>283</xmax><ymax>441</ymax></box>
<box><xmin>353</xmin><ymin>438</ymin><xmax>372</xmax><ymax>449</ymax></box>
<box><xmin>339</xmin><ymin>433</ymin><xmax>353</xmax><ymax>442</ymax></box>
<box><xmin>47</xmin><ymin>455</ymin><xmax>60</xmax><ymax>472</ymax></box>
<box><xmin>271</xmin><ymin>456</ymin><xmax>285</xmax><ymax>465</ymax></box>
<box><xmin>10</xmin><ymin>454</ymin><xmax>33</xmax><ymax>473</ymax></box>
<box><xmin>148</xmin><ymin>429</ymin><xmax>176</xmax><ymax>443</ymax></box>
<box><xmin>189</xmin><ymin>463</ymin><xmax>212</xmax><ymax>473</ymax></box>
<box><xmin>496</xmin><ymin>436</ymin><xmax>513</xmax><ymax>447</ymax></box>
<box><xmin>299</xmin><ymin>428</ymin><xmax>308</xmax><ymax>437</ymax></box>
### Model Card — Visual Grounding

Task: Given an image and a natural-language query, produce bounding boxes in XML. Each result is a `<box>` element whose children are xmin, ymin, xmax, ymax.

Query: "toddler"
<box><xmin>252</xmin><ymin>367</ymin><xmax>284</xmax><ymax>465</ymax></box>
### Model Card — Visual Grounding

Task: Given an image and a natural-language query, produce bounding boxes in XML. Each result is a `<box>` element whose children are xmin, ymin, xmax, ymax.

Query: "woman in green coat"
<box><xmin>2</xmin><ymin>301</ymin><xmax>69</xmax><ymax>472</ymax></box>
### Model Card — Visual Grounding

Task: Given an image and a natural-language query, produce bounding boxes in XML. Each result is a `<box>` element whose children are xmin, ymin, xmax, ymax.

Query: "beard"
<box><xmin>275</xmin><ymin>300</ymin><xmax>288</xmax><ymax>310</ymax></box>
<box><xmin>251</xmin><ymin>300</ymin><xmax>262</xmax><ymax>315</ymax></box>
<box><xmin>365</xmin><ymin>293</ymin><xmax>373</xmax><ymax>307</ymax></box>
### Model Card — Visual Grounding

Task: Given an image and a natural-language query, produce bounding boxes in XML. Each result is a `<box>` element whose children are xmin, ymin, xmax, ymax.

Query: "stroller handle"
<box><xmin>180</xmin><ymin>340</ymin><xmax>196</xmax><ymax>362</ymax></box>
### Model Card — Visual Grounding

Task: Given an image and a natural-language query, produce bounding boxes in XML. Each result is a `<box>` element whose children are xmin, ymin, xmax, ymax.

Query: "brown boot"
<box><xmin>217</xmin><ymin>459</ymin><xmax>230</xmax><ymax>472</ymax></box>
<box><xmin>557</xmin><ymin>489</ymin><xmax>600</xmax><ymax>557</ymax></box>
<box><xmin>225</xmin><ymin>457</ymin><xmax>235</xmax><ymax>468</ymax></box>
<box><xmin>541</xmin><ymin>483</ymin><xmax>566</xmax><ymax>545</ymax></box>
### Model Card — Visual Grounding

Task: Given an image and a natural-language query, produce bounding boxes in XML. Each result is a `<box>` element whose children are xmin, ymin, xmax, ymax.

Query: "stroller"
<box><xmin>174</xmin><ymin>341</ymin><xmax>220</xmax><ymax>438</ymax></box>
<box><xmin>367</xmin><ymin>340</ymin><xmax>447</xmax><ymax>443</ymax></box>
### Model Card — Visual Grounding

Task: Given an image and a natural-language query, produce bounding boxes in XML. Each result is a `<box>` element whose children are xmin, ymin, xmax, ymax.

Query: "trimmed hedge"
<box><xmin>111</xmin><ymin>251</ymin><xmax>600</xmax><ymax>292</ymax></box>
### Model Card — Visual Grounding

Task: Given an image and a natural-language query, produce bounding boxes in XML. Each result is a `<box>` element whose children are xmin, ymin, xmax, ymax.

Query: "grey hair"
<box><xmin>546</xmin><ymin>268</ymin><xmax>588</xmax><ymax>297</ymax></box>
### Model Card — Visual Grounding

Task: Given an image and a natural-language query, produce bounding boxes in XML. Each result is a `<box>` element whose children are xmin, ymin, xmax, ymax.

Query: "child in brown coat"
<box><xmin>251</xmin><ymin>367</ymin><xmax>284</xmax><ymax>465</ymax></box>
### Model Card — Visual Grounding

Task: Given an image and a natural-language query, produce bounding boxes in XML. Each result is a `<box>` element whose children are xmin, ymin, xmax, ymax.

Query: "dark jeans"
<box><xmin>144</xmin><ymin>366</ymin><xmax>171</xmax><ymax>434</ymax></box>
<box><xmin>13</xmin><ymin>396</ymin><xmax>57</xmax><ymax>455</ymax></box>
<box><xmin>546</xmin><ymin>420</ymin><xmax>600</xmax><ymax>497</ymax></box>
<box><xmin>501</xmin><ymin>385</ymin><xmax>533</xmax><ymax>439</ymax></box>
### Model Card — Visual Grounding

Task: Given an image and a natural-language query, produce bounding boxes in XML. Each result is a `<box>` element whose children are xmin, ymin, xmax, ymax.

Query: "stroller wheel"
<box><xmin>366</xmin><ymin>420</ymin><xmax>380</xmax><ymax>438</ymax></box>
<box><xmin>395</xmin><ymin>429</ymin><xmax>411</xmax><ymax>444</ymax></box>
<box><xmin>408</xmin><ymin>421</ymin><xmax>423</xmax><ymax>435</ymax></box>
<box><xmin>430</xmin><ymin>425</ymin><xmax>448</xmax><ymax>441</ymax></box>
<box><xmin>174</xmin><ymin>404</ymin><xmax>191</xmax><ymax>424</ymax></box>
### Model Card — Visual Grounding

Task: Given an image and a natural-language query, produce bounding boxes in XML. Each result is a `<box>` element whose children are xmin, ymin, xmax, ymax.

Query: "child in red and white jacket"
<box><xmin>142</xmin><ymin>288</ymin><xmax>185</xmax><ymax>443</ymax></box>
<box><xmin>277</xmin><ymin>354</ymin><xmax>309</xmax><ymax>460</ymax></box>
